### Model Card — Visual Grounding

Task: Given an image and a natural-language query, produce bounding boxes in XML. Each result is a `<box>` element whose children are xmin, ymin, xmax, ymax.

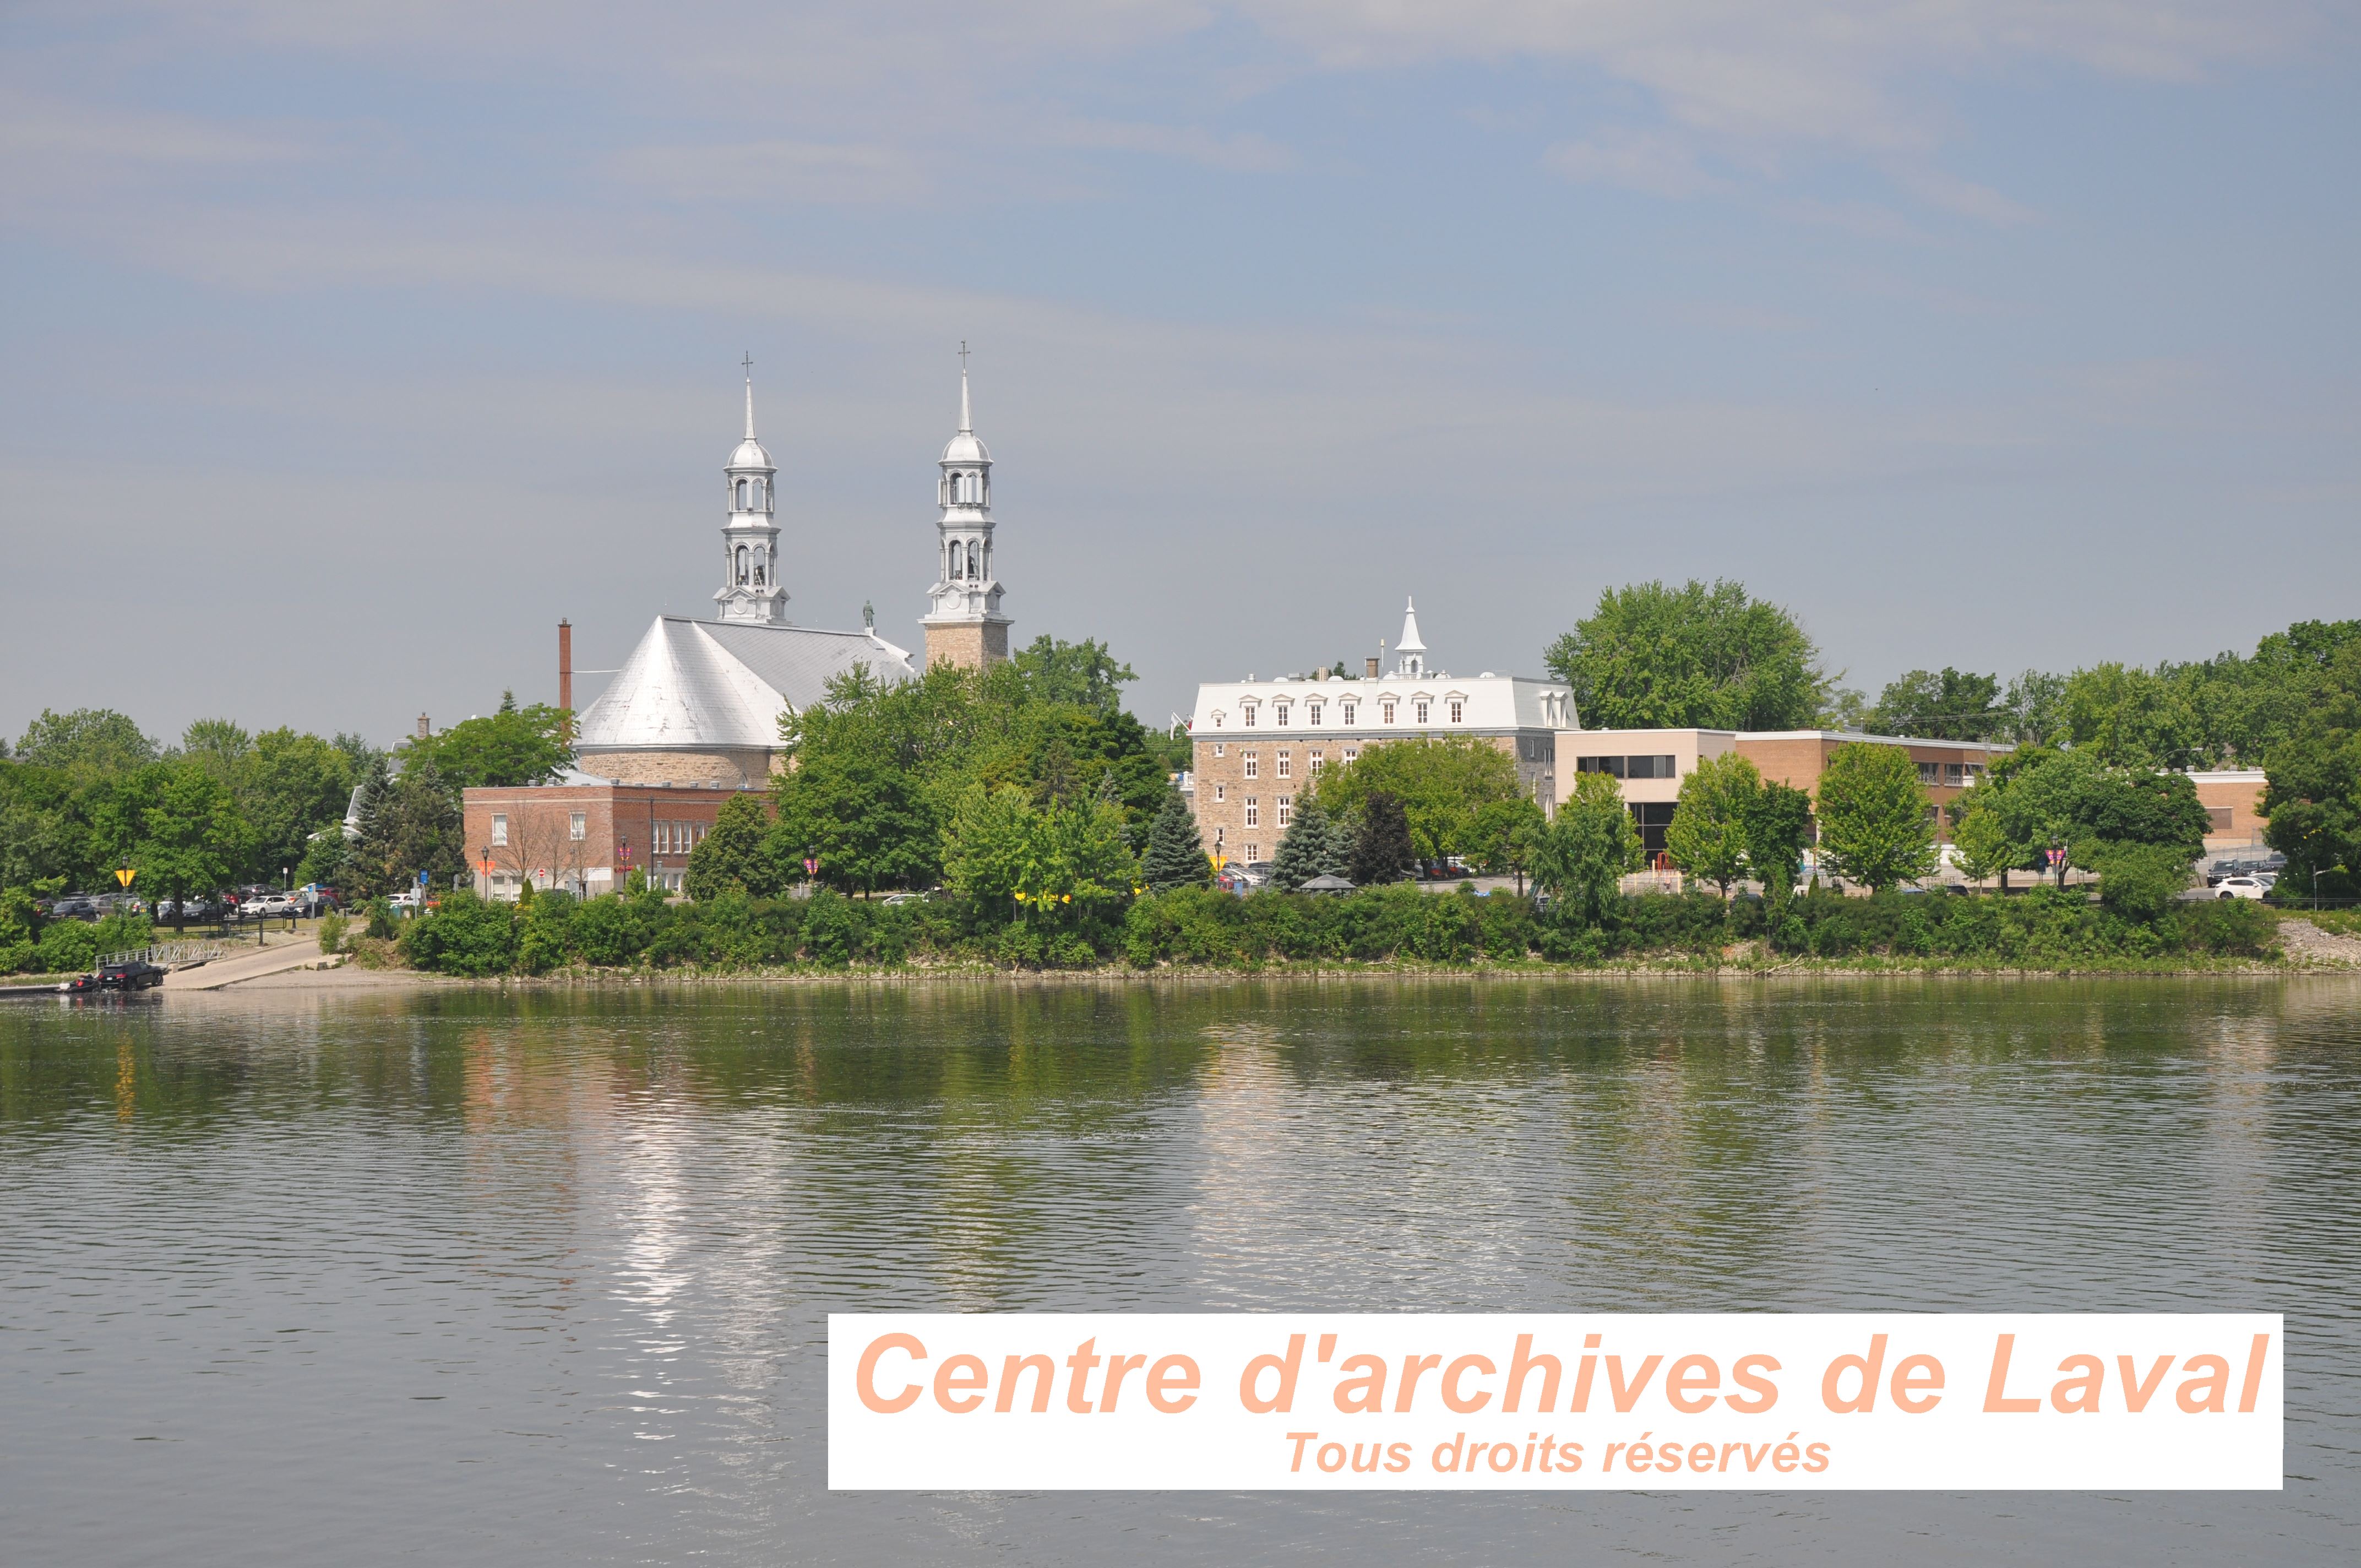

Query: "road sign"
<box><xmin>115</xmin><ymin>868</ymin><xmax>136</xmax><ymax>889</ymax></box>
<box><xmin>2046</xmin><ymin>848</ymin><xmax>2066</xmax><ymax>868</ymax></box>
<box><xmin>417</xmin><ymin>870</ymin><xmax>429</xmax><ymax>886</ymax></box>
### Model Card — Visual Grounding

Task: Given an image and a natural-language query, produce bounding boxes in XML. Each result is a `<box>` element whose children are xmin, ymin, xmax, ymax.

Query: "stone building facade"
<box><xmin>1185</xmin><ymin>601</ymin><xmax>1575</xmax><ymax>867</ymax></box>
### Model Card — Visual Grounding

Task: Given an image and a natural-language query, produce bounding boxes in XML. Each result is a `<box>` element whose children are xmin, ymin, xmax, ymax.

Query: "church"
<box><xmin>572</xmin><ymin>357</ymin><xmax>1013</xmax><ymax>787</ymax></box>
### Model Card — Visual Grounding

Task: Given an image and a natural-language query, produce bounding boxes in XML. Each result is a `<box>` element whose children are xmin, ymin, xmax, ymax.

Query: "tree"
<box><xmin>405</xmin><ymin>692</ymin><xmax>573</xmax><ymax>789</ymax></box>
<box><xmin>1008</xmin><ymin>635</ymin><xmax>1136</xmax><ymax>717</ymax></box>
<box><xmin>95</xmin><ymin>761</ymin><xmax>248</xmax><ymax>932</ymax></box>
<box><xmin>1946</xmin><ymin>792</ymin><xmax>2021</xmax><ymax>891</ymax></box>
<box><xmin>1348</xmin><ymin>792</ymin><xmax>1416</xmax><ymax>885</ymax></box>
<box><xmin>1140</xmin><ymin>791</ymin><xmax>1214</xmax><ymax>891</ymax></box>
<box><xmin>178</xmin><ymin>718</ymin><xmax>253</xmax><ymax>778</ymax></box>
<box><xmin>1543</xmin><ymin>579</ymin><xmax>1824</xmax><ymax>732</ymax></box>
<box><xmin>1747</xmin><ymin>781</ymin><xmax>1814</xmax><ymax>901</ymax></box>
<box><xmin>1528</xmin><ymin>770</ymin><xmax>1642</xmax><ymax>922</ymax></box>
<box><xmin>2003</xmin><ymin>671</ymin><xmax>2068</xmax><ymax>745</ymax></box>
<box><xmin>1812</xmin><ymin>743</ymin><xmax>1937</xmax><ymax>890</ymax></box>
<box><xmin>1468</xmin><ymin>795</ymin><xmax>1547</xmax><ymax>891</ymax></box>
<box><xmin>14</xmin><ymin>708</ymin><xmax>158</xmax><ymax>785</ymax></box>
<box><xmin>1270</xmin><ymin>798</ymin><xmax>1350</xmax><ymax>890</ymax></box>
<box><xmin>1663</xmin><ymin>752</ymin><xmax>1761</xmax><ymax>895</ymax></box>
<box><xmin>1309</xmin><ymin>736</ymin><xmax>1526</xmax><ymax>864</ymax></box>
<box><xmin>352</xmin><ymin>758</ymin><xmax>464</xmax><ymax>897</ymax></box>
<box><xmin>2261</xmin><ymin>729</ymin><xmax>2361</xmax><ymax>891</ymax></box>
<box><xmin>940</xmin><ymin>784</ymin><xmax>1138</xmax><ymax>923</ymax></box>
<box><xmin>2060</xmin><ymin>663</ymin><xmax>2203</xmax><ymax>768</ymax></box>
<box><xmin>236</xmin><ymin>728</ymin><xmax>358</xmax><ymax>884</ymax></box>
<box><xmin>1868</xmin><ymin>668</ymin><xmax>2008</xmax><ymax>741</ymax></box>
<box><xmin>685</xmin><ymin>794</ymin><xmax>782</xmax><ymax>900</ymax></box>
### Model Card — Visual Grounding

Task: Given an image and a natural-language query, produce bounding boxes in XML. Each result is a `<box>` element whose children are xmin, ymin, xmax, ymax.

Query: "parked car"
<box><xmin>67</xmin><ymin>959</ymin><xmax>167</xmax><ymax>993</ymax></box>
<box><xmin>293</xmin><ymin>888</ymin><xmax>340</xmax><ymax>917</ymax></box>
<box><xmin>155</xmin><ymin>897</ymin><xmax>215</xmax><ymax>923</ymax></box>
<box><xmin>244</xmin><ymin>893</ymin><xmax>301</xmax><ymax>919</ymax></box>
<box><xmin>46</xmin><ymin>895</ymin><xmax>103</xmax><ymax>921</ymax></box>
<box><xmin>880</xmin><ymin>892</ymin><xmax>930</xmax><ymax>906</ymax></box>
<box><xmin>2214</xmin><ymin>876</ymin><xmax>2270</xmax><ymax>901</ymax></box>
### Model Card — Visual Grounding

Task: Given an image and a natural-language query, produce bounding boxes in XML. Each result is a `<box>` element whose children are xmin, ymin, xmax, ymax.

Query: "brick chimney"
<box><xmin>1364</xmin><ymin>656</ymin><xmax>1379</xmax><ymax>679</ymax></box>
<box><xmin>416</xmin><ymin>713</ymin><xmax>430</xmax><ymax>739</ymax></box>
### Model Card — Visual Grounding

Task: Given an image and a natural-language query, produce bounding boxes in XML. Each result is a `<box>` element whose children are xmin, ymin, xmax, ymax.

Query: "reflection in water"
<box><xmin>2</xmin><ymin>977</ymin><xmax>2357</xmax><ymax>1566</ymax></box>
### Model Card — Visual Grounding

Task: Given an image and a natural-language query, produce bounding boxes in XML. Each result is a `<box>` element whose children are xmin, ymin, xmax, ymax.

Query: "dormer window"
<box><xmin>1243</xmin><ymin>704</ymin><xmax>1258</xmax><ymax>727</ymax></box>
<box><xmin>1381</xmin><ymin>701</ymin><xmax>1395</xmax><ymax>725</ymax></box>
<box><xmin>1275</xmin><ymin>702</ymin><xmax>1290</xmax><ymax>727</ymax></box>
<box><xmin>1309</xmin><ymin>701</ymin><xmax>1323</xmax><ymax>726</ymax></box>
<box><xmin>1449</xmin><ymin>700</ymin><xmax>1463</xmax><ymax>723</ymax></box>
<box><xmin>1342</xmin><ymin>701</ymin><xmax>1355</xmax><ymax>725</ymax></box>
<box><xmin>1415</xmin><ymin>701</ymin><xmax>1430</xmax><ymax>725</ymax></box>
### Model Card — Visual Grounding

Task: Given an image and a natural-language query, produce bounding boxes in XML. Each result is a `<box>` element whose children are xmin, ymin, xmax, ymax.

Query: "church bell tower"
<box><xmin>921</xmin><ymin>346</ymin><xmax>1011</xmax><ymax>667</ymax></box>
<box><xmin>715</xmin><ymin>355</ymin><xmax>788</xmax><ymax>625</ymax></box>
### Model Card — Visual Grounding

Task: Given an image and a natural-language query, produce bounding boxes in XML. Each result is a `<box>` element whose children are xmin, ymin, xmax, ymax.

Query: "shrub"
<box><xmin>398</xmin><ymin>890</ymin><xmax>516</xmax><ymax>977</ymax></box>
<box><xmin>318</xmin><ymin>912</ymin><xmax>348</xmax><ymax>955</ymax></box>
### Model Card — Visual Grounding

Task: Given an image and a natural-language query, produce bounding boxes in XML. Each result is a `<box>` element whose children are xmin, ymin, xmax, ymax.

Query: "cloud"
<box><xmin>1547</xmin><ymin>129</ymin><xmax>1723</xmax><ymax>198</ymax></box>
<box><xmin>1048</xmin><ymin>119</ymin><xmax>1298</xmax><ymax>173</ymax></box>
<box><xmin>611</xmin><ymin>140</ymin><xmax>930</xmax><ymax>204</ymax></box>
<box><xmin>0</xmin><ymin>97</ymin><xmax>314</xmax><ymax>168</ymax></box>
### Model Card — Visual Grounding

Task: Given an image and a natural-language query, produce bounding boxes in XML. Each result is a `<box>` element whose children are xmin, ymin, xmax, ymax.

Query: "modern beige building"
<box><xmin>2187</xmin><ymin>769</ymin><xmax>2269</xmax><ymax>848</ymax></box>
<box><xmin>1557</xmin><ymin>728</ymin><xmax>2000</xmax><ymax>863</ymax></box>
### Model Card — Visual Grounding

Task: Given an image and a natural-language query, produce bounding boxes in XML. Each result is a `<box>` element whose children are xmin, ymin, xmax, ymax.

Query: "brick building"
<box><xmin>1186</xmin><ymin>601</ymin><xmax>1575</xmax><ymax>867</ymax></box>
<box><xmin>1554</xmin><ymin>728</ymin><xmax>2000</xmax><ymax>864</ymax></box>
<box><xmin>2187</xmin><ymin>769</ymin><xmax>2269</xmax><ymax>850</ymax></box>
<box><xmin>460</xmin><ymin>777</ymin><xmax>766</xmax><ymax>899</ymax></box>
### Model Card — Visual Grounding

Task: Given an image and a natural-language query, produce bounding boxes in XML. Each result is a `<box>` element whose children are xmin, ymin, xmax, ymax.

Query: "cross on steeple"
<box><xmin>957</xmin><ymin>341</ymin><xmax>969</xmax><ymax>372</ymax></box>
<box><xmin>741</xmin><ymin>351</ymin><xmax>755</xmax><ymax>439</ymax></box>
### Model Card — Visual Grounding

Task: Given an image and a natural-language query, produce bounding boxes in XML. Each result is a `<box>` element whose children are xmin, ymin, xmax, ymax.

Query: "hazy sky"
<box><xmin>4</xmin><ymin>1</ymin><xmax>2355</xmax><ymax>748</ymax></box>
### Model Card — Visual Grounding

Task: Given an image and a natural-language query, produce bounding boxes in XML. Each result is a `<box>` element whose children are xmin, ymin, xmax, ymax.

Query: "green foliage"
<box><xmin>235</xmin><ymin>728</ymin><xmax>360</xmax><ymax>883</ymax></box>
<box><xmin>13</xmin><ymin>708</ymin><xmax>159</xmax><ymax>785</ymax></box>
<box><xmin>1767</xmin><ymin>884</ymin><xmax>2275</xmax><ymax>965</ymax></box>
<box><xmin>363</xmin><ymin>897</ymin><xmax>398</xmax><ymax>941</ymax></box>
<box><xmin>1748</xmin><ymin>781</ymin><xmax>1814</xmax><ymax>898</ymax></box>
<box><xmin>1543</xmin><ymin>579</ymin><xmax>1824</xmax><ymax>731</ymax></box>
<box><xmin>1467</xmin><ymin>794</ymin><xmax>1547</xmax><ymax>880</ymax></box>
<box><xmin>1664</xmin><ymin>752</ymin><xmax>1760</xmax><ymax>894</ymax></box>
<box><xmin>1008</xmin><ymin>634</ymin><xmax>1136</xmax><ymax>716</ymax></box>
<box><xmin>1140</xmin><ymin>790</ymin><xmax>1214</xmax><ymax>891</ymax></box>
<box><xmin>77</xmin><ymin>760</ymin><xmax>249</xmax><ymax>925</ymax></box>
<box><xmin>684</xmin><ymin>794</ymin><xmax>781</xmax><ymax>900</ymax></box>
<box><xmin>2261</xmin><ymin>728</ymin><xmax>2361</xmax><ymax>886</ymax></box>
<box><xmin>402</xmin><ymin>692</ymin><xmax>573</xmax><ymax>790</ymax></box>
<box><xmin>317</xmin><ymin>911</ymin><xmax>349</xmax><ymax>955</ymax></box>
<box><xmin>397</xmin><ymin>889</ymin><xmax>516</xmax><ymax>977</ymax></box>
<box><xmin>1813</xmin><ymin>743</ymin><xmax>1938</xmax><ymax>891</ymax></box>
<box><xmin>350</xmin><ymin>756</ymin><xmax>464</xmax><ymax>899</ymax></box>
<box><xmin>1528</xmin><ymin>770</ymin><xmax>1642</xmax><ymax>921</ymax></box>
<box><xmin>1347</xmin><ymin>792</ymin><xmax>1416</xmax><ymax>886</ymax></box>
<box><xmin>2060</xmin><ymin>663</ymin><xmax>2204</xmax><ymax>768</ymax></box>
<box><xmin>515</xmin><ymin>889</ymin><xmax>575</xmax><ymax>974</ymax></box>
<box><xmin>940</xmin><ymin>783</ymin><xmax>1138</xmax><ymax>931</ymax></box>
<box><xmin>2055</xmin><ymin>619</ymin><xmax>2361</xmax><ymax>768</ymax></box>
<box><xmin>2090</xmin><ymin>841</ymin><xmax>2196</xmax><ymax>922</ymax></box>
<box><xmin>1869</xmin><ymin>668</ymin><xmax>2009</xmax><ymax>741</ymax></box>
<box><xmin>1310</xmin><ymin>736</ymin><xmax>1528</xmax><ymax>863</ymax></box>
<box><xmin>1270</xmin><ymin>797</ymin><xmax>1349</xmax><ymax>890</ymax></box>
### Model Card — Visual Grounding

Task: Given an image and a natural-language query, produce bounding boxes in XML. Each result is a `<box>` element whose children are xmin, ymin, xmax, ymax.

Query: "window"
<box><xmin>1243</xmin><ymin>704</ymin><xmax>1258</xmax><ymax>727</ymax></box>
<box><xmin>967</xmin><ymin>540</ymin><xmax>979</xmax><ymax>578</ymax></box>
<box><xmin>569</xmin><ymin>812</ymin><xmax>586</xmax><ymax>842</ymax></box>
<box><xmin>2207</xmin><ymin>807</ymin><xmax>2233</xmax><ymax>831</ymax></box>
<box><xmin>1243</xmin><ymin>751</ymin><xmax>1258</xmax><ymax>780</ymax></box>
<box><xmin>1634</xmin><ymin>755</ymin><xmax>1675</xmax><ymax>780</ymax></box>
<box><xmin>1449</xmin><ymin>700</ymin><xmax>1464</xmax><ymax>723</ymax></box>
<box><xmin>1343</xmin><ymin>748</ymin><xmax>1359</xmax><ymax>764</ymax></box>
<box><xmin>1213</xmin><ymin>743</ymin><xmax>1225</xmax><ymax>757</ymax></box>
<box><xmin>1342</xmin><ymin>701</ymin><xmax>1356</xmax><ymax>725</ymax></box>
<box><xmin>1944</xmin><ymin>763</ymin><xmax>1967</xmax><ymax>787</ymax></box>
<box><xmin>1628</xmin><ymin>802</ymin><xmax>1677</xmax><ymax>853</ymax></box>
<box><xmin>1212</xmin><ymin>713</ymin><xmax>1223</xmax><ymax>729</ymax></box>
<box><xmin>1382</xmin><ymin>701</ymin><xmax>1396</xmax><ymax>724</ymax></box>
<box><xmin>1917</xmin><ymin>760</ymin><xmax>1942</xmax><ymax>785</ymax></box>
<box><xmin>1213</xmin><ymin>783</ymin><xmax>1226</xmax><ymax>803</ymax></box>
<box><xmin>491</xmin><ymin>814</ymin><xmax>508</xmax><ymax>846</ymax></box>
<box><xmin>1309</xmin><ymin>752</ymin><xmax>1325</xmax><ymax>775</ymax></box>
<box><xmin>736</xmin><ymin>545</ymin><xmax>749</xmax><ymax>584</ymax></box>
<box><xmin>1309</xmin><ymin>702</ymin><xmax>1323</xmax><ymax>726</ymax></box>
<box><xmin>1244</xmin><ymin>844</ymin><xmax>1259</xmax><ymax>862</ymax></box>
<box><xmin>1415</xmin><ymin>701</ymin><xmax>1430</xmax><ymax>725</ymax></box>
<box><xmin>736</xmin><ymin>478</ymin><xmax>748</xmax><ymax>509</ymax></box>
<box><xmin>1276</xmin><ymin>750</ymin><xmax>1291</xmax><ymax>779</ymax></box>
<box><xmin>1277</xmin><ymin>796</ymin><xmax>1292</xmax><ymax>827</ymax></box>
<box><xmin>1244</xmin><ymin>797</ymin><xmax>1259</xmax><ymax>828</ymax></box>
<box><xmin>1577</xmin><ymin>755</ymin><xmax>1674</xmax><ymax>780</ymax></box>
<box><xmin>1276</xmin><ymin>702</ymin><xmax>1291</xmax><ymax>727</ymax></box>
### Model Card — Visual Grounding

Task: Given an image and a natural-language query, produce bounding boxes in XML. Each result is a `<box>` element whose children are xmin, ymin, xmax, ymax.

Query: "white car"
<box><xmin>244</xmin><ymin>893</ymin><xmax>300</xmax><ymax>918</ymax></box>
<box><xmin>2213</xmin><ymin>876</ymin><xmax>2268</xmax><ymax>900</ymax></box>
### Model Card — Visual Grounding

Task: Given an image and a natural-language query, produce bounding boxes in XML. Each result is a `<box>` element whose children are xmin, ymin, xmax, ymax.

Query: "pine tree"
<box><xmin>1349</xmin><ymin>791</ymin><xmax>1416</xmax><ymax>885</ymax></box>
<box><xmin>1140</xmin><ymin>790</ymin><xmax>1213</xmax><ymax>891</ymax></box>
<box><xmin>1269</xmin><ymin>798</ymin><xmax>1335</xmax><ymax>890</ymax></box>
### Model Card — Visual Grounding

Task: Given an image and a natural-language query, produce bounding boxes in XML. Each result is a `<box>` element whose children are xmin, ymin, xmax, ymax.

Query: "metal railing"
<box><xmin>97</xmin><ymin>939</ymin><xmax>240</xmax><ymax>969</ymax></box>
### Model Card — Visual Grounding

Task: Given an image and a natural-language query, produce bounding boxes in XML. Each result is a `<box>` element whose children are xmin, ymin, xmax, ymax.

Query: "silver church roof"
<box><xmin>574</xmin><ymin>616</ymin><xmax>916</xmax><ymax>752</ymax></box>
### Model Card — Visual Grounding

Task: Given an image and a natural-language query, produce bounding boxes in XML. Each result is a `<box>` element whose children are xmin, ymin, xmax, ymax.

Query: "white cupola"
<box><xmin>921</xmin><ymin>345</ymin><xmax>1011</xmax><ymax>666</ymax></box>
<box><xmin>715</xmin><ymin>355</ymin><xmax>788</xmax><ymax>625</ymax></box>
<box><xmin>1394</xmin><ymin>597</ymin><xmax>1427</xmax><ymax>677</ymax></box>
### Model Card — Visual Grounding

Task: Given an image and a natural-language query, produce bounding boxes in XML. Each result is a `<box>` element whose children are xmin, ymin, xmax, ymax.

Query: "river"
<box><xmin>3</xmin><ymin>978</ymin><xmax>2355</xmax><ymax>1564</ymax></box>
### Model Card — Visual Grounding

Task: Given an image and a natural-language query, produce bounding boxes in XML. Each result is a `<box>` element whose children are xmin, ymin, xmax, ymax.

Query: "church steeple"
<box><xmin>715</xmin><ymin>355</ymin><xmax>788</xmax><ymax>625</ymax></box>
<box><xmin>921</xmin><ymin>342</ymin><xmax>1011</xmax><ymax>668</ymax></box>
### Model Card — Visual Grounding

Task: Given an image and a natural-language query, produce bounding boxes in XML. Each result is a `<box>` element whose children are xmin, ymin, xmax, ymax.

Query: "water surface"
<box><xmin>3</xmin><ymin>978</ymin><xmax>2356</xmax><ymax>1564</ymax></box>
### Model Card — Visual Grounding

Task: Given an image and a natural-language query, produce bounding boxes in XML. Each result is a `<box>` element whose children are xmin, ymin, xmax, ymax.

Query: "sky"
<box><xmin>3</xmin><ymin>1</ymin><xmax>2356</xmax><ymax>748</ymax></box>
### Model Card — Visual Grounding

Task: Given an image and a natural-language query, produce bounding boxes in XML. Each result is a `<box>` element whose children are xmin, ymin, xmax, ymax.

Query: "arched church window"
<box><xmin>736</xmin><ymin>479</ymin><xmax>748</xmax><ymax>509</ymax></box>
<box><xmin>736</xmin><ymin>545</ymin><xmax>749</xmax><ymax>585</ymax></box>
<box><xmin>754</xmin><ymin>547</ymin><xmax>766</xmax><ymax>586</ymax></box>
<box><xmin>966</xmin><ymin>540</ymin><xmax>978</xmax><ymax>578</ymax></box>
